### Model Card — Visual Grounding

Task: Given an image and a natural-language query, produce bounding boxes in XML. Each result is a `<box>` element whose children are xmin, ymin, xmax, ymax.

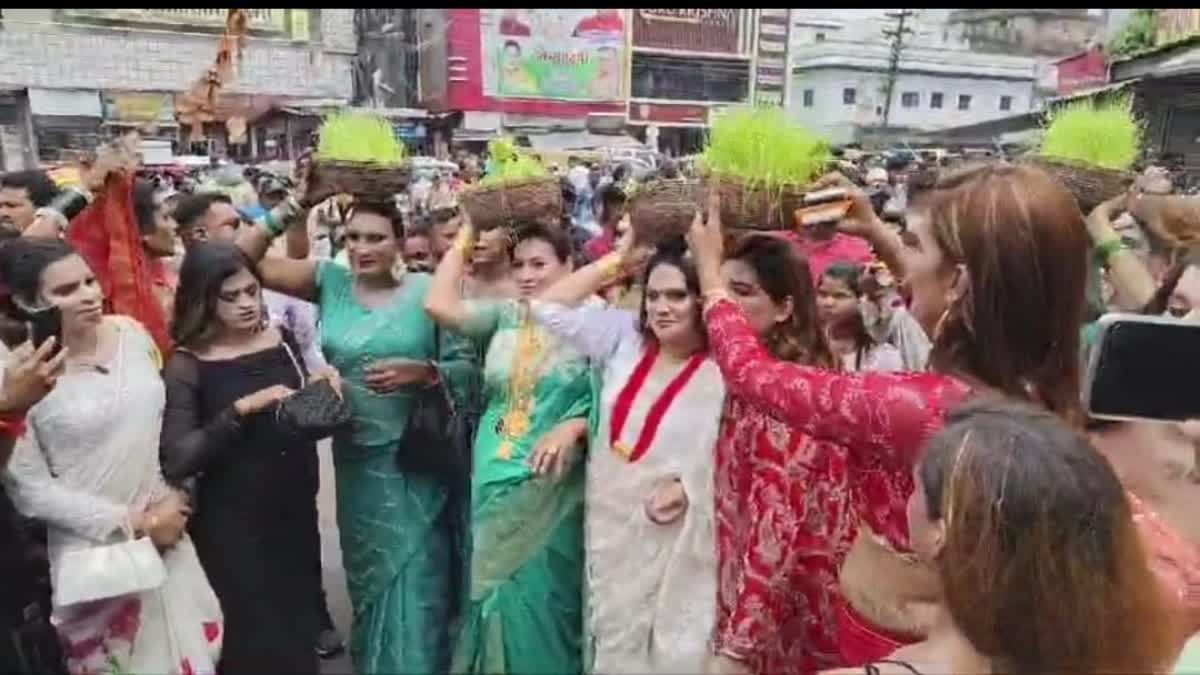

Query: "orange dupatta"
<box><xmin>66</xmin><ymin>174</ymin><xmax>172</xmax><ymax>357</ymax></box>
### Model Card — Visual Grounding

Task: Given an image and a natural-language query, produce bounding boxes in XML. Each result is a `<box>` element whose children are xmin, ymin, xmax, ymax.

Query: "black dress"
<box><xmin>159</xmin><ymin>335</ymin><xmax>320</xmax><ymax>675</ymax></box>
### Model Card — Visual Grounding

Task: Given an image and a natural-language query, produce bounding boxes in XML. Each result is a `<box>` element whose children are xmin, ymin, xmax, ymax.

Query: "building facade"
<box><xmin>419</xmin><ymin>8</ymin><xmax>627</xmax><ymax>149</ymax></box>
<box><xmin>946</xmin><ymin>9</ymin><xmax>1104</xmax><ymax>59</ymax></box>
<box><xmin>790</xmin><ymin>40</ymin><xmax>1036</xmax><ymax>145</ymax></box>
<box><xmin>628</xmin><ymin>8</ymin><xmax>756</xmax><ymax>154</ymax></box>
<box><xmin>0</xmin><ymin>8</ymin><xmax>355</xmax><ymax>167</ymax></box>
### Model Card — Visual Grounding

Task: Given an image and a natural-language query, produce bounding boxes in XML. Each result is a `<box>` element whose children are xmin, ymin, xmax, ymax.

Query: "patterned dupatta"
<box><xmin>67</xmin><ymin>174</ymin><xmax>172</xmax><ymax>357</ymax></box>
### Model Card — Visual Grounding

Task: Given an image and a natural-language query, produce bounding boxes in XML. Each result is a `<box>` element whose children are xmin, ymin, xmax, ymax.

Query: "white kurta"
<box><xmin>2</xmin><ymin>317</ymin><xmax>222</xmax><ymax>675</ymax></box>
<box><xmin>533</xmin><ymin>300</ymin><xmax>726</xmax><ymax>674</ymax></box>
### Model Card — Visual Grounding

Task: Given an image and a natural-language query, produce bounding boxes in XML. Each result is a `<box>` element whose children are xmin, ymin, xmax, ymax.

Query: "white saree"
<box><xmin>3</xmin><ymin>317</ymin><xmax>222</xmax><ymax>675</ymax></box>
<box><xmin>533</xmin><ymin>301</ymin><xmax>726</xmax><ymax>675</ymax></box>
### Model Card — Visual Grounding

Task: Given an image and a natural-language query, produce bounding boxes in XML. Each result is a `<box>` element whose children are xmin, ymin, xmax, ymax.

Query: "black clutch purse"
<box><xmin>394</xmin><ymin>325</ymin><xmax>471</xmax><ymax>477</ymax></box>
<box><xmin>275</xmin><ymin>338</ymin><xmax>351</xmax><ymax>441</ymax></box>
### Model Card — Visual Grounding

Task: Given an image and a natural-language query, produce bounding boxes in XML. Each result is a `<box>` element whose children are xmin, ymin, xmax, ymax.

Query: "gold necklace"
<box><xmin>496</xmin><ymin>305</ymin><xmax>549</xmax><ymax>459</ymax></box>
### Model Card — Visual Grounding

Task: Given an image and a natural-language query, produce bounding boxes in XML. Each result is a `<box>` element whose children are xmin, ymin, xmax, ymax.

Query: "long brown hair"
<box><xmin>919</xmin><ymin>163</ymin><xmax>1089</xmax><ymax>425</ymax></box>
<box><xmin>921</xmin><ymin>400</ymin><xmax>1179</xmax><ymax>674</ymax></box>
<box><xmin>727</xmin><ymin>234</ymin><xmax>836</xmax><ymax>368</ymax></box>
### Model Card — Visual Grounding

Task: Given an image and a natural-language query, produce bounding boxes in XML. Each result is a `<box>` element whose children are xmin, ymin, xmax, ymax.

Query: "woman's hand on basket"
<box><xmin>686</xmin><ymin>188</ymin><xmax>726</xmax><ymax>295</ymax></box>
<box><xmin>528</xmin><ymin>418</ymin><xmax>587</xmax><ymax>480</ymax></box>
<box><xmin>1085</xmin><ymin>194</ymin><xmax>1126</xmax><ymax>244</ymax></box>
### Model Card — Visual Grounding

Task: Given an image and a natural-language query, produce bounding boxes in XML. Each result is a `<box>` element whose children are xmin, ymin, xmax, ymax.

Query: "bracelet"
<box><xmin>596</xmin><ymin>252</ymin><xmax>627</xmax><ymax>281</ymax></box>
<box><xmin>1094</xmin><ymin>238</ymin><xmax>1125</xmax><ymax>267</ymax></box>
<box><xmin>47</xmin><ymin>187</ymin><xmax>91</xmax><ymax>222</ymax></box>
<box><xmin>262</xmin><ymin>211</ymin><xmax>286</xmax><ymax>238</ymax></box>
<box><xmin>453</xmin><ymin>226</ymin><xmax>476</xmax><ymax>256</ymax></box>
<box><xmin>0</xmin><ymin>412</ymin><xmax>27</xmax><ymax>439</ymax></box>
<box><xmin>33</xmin><ymin>207</ymin><xmax>70</xmax><ymax>234</ymax></box>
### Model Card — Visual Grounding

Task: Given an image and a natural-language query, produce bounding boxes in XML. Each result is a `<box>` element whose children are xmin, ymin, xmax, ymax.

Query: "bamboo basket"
<box><xmin>628</xmin><ymin>179</ymin><xmax>702</xmax><ymax>244</ymax></box>
<box><xmin>1022</xmin><ymin>156</ymin><xmax>1134</xmax><ymax>213</ymax></box>
<box><xmin>305</xmin><ymin>159</ymin><xmax>410</xmax><ymax>206</ymax></box>
<box><xmin>703</xmin><ymin>174</ymin><xmax>807</xmax><ymax>231</ymax></box>
<box><xmin>460</xmin><ymin>176</ymin><xmax>562</xmax><ymax>230</ymax></box>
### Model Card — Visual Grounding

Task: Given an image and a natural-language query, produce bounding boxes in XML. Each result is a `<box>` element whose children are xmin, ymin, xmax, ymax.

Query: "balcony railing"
<box><xmin>59</xmin><ymin>8</ymin><xmax>291</xmax><ymax>34</ymax></box>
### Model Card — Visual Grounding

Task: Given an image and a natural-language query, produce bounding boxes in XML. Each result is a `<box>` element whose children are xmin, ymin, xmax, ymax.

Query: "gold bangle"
<box><xmin>597</xmin><ymin>252</ymin><xmax>627</xmax><ymax>281</ymax></box>
<box><xmin>453</xmin><ymin>225</ymin><xmax>476</xmax><ymax>256</ymax></box>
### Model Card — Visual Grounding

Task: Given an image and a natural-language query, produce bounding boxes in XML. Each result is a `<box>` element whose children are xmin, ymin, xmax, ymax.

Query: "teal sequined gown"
<box><xmin>315</xmin><ymin>263</ymin><xmax>475</xmax><ymax>674</ymax></box>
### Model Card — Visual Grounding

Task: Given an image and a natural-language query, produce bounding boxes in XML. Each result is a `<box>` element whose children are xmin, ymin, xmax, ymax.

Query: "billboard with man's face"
<box><xmin>481</xmin><ymin>9</ymin><xmax>626</xmax><ymax>102</ymax></box>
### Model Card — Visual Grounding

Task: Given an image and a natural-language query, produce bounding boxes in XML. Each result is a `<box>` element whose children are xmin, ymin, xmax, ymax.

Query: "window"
<box><xmin>843</xmin><ymin>87</ymin><xmax>857</xmax><ymax>105</ymax></box>
<box><xmin>815</xmin><ymin>31</ymin><xmax>826</xmax><ymax>41</ymax></box>
<box><xmin>958</xmin><ymin>94</ymin><xmax>972</xmax><ymax>111</ymax></box>
<box><xmin>631</xmin><ymin>52</ymin><xmax>750</xmax><ymax>103</ymax></box>
<box><xmin>901</xmin><ymin>92</ymin><xmax>919</xmax><ymax>108</ymax></box>
<box><xmin>999</xmin><ymin>95</ymin><xmax>1013</xmax><ymax>111</ymax></box>
<box><xmin>803</xmin><ymin>89</ymin><xmax>814</xmax><ymax>107</ymax></box>
<box><xmin>930</xmin><ymin>92</ymin><xmax>944</xmax><ymax>109</ymax></box>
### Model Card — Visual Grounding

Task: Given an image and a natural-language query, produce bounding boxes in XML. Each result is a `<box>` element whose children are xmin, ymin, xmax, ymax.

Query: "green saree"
<box><xmin>452</xmin><ymin>300</ymin><xmax>592</xmax><ymax>675</ymax></box>
<box><xmin>315</xmin><ymin>263</ymin><xmax>476</xmax><ymax>675</ymax></box>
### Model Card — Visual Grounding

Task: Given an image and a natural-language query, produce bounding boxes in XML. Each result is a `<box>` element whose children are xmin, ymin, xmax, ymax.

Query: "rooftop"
<box><xmin>791</xmin><ymin>40</ymin><xmax>1037</xmax><ymax>80</ymax></box>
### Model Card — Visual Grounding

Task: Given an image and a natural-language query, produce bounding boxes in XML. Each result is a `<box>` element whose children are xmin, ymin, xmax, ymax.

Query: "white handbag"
<box><xmin>52</xmin><ymin>533</ymin><xmax>167</xmax><ymax>608</ymax></box>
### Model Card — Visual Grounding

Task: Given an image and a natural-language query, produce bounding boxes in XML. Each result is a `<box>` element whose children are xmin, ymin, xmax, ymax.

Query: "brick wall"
<box><xmin>0</xmin><ymin>9</ymin><xmax>355</xmax><ymax>99</ymax></box>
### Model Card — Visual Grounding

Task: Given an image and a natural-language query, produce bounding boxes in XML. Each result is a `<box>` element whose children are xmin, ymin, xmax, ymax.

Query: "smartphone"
<box><xmin>26</xmin><ymin>305</ymin><xmax>63</xmax><ymax>357</ymax></box>
<box><xmin>802</xmin><ymin>187</ymin><xmax>848</xmax><ymax>206</ymax></box>
<box><xmin>1084</xmin><ymin>313</ymin><xmax>1200</xmax><ymax>422</ymax></box>
<box><xmin>795</xmin><ymin>200</ymin><xmax>852</xmax><ymax>228</ymax></box>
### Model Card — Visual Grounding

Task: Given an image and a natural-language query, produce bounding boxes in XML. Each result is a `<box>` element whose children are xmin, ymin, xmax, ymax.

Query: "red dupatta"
<box><xmin>66</xmin><ymin>174</ymin><xmax>172</xmax><ymax>357</ymax></box>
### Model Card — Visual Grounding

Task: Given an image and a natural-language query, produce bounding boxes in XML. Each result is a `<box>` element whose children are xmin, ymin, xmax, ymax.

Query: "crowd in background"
<box><xmin>0</xmin><ymin>132</ymin><xmax>1197</xmax><ymax>675</ymax></box>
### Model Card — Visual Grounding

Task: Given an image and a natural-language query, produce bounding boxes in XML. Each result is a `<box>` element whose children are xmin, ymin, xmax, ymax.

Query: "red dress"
<box><xmin>713</xmin><ymin>395</ymin><xmax>855</xmax><ymax>675</ymax></box>
<box><xmin>704</xmin><ymin>298</ymin><xmax>1200</xmax><ymax>665</ymax></box>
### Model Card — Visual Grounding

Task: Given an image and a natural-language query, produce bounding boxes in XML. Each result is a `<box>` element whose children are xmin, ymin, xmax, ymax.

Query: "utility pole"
<box><xmin>881</xmin><ymin>9</ymin><xmax>915</xmax><ymax>130</ymax></box>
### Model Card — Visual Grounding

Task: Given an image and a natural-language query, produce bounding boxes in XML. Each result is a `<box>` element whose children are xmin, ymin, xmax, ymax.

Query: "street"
<box><xmin>317</xmin><ymin>440</ymin><xmax>354</xmax><ymax>675</ymax></box>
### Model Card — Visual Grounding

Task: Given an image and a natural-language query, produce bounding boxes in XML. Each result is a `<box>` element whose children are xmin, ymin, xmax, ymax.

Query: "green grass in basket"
<box><xmin>700</xmin><ymin>107</ymin><xmax>830</xmax><ymax>189</ymax></box>
<box><xmin>317</xmin><ymin>110</ymin><xmax>407</xmax><ymax>165</ymax></box>
<box><xmin>478</xmin><ymin>136</ymin><xmax>547</xmax><ymax>188</ymax></box>
<box><xmin>1039</xmin><ymin>96</ymin><xmax>1142</xmax><ymax>172</ymax></box>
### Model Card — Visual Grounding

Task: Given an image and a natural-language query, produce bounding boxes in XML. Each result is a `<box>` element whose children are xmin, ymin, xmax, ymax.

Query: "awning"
<box><xmin>1046</xmin><ymin>78</ymin><xmax>1140</xmax><ymax>106</ymax></box>
<box><xmin>526</xmin><ymin>131</ymin><xmax>645</xmax><ymax>153</ymax></box>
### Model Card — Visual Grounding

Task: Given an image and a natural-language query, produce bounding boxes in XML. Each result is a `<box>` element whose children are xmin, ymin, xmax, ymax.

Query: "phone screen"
<box><xmin>27</xmin><ymin>305</ymin><xmax>63</xmax><ymax>357</ymax></box>
<box><xmin>1087</xmin><ymin>317</ymin><xmax>1200</xmax><ymax>421</ymax></box>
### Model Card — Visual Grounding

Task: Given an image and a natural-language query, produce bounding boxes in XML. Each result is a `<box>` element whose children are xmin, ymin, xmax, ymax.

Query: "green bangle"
<box><xmin>262</xmin><ymin>211</ymin><xmax>286</xmax><ymax>238</ymax></box>
<box><xmin>1094</xmin><ymin>238</ymin><xmax>1124</xmax><ymax>266</ymax></box>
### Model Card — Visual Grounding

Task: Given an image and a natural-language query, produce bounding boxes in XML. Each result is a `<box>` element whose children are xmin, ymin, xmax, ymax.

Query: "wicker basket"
<box><xmin>628</xmin><ymin>179</ymin><xmax>702</xmax><ymax>244</ymax></box>
<box><xmin>305</xmin><ymin>159</ymin><xmax>410</xmax><ymax>206</ymax></box>
<box><xmin>703</xmin><ymin>174</ymin><xmax>807</xmax><ymax>231</ymax></box>
<box><xmin>1022</xmin><ymin>156</ymin><xmax>1134</xmax><ymax>213</ymax></box>
<box><xmin>460</xmin><ymin>176</ymin><xmax>562</xmax><ymax>230</ymax></box>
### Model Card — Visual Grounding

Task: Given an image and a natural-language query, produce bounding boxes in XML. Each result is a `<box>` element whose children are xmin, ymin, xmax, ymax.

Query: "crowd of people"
<box><xmin>0</xmin><ymin>132</ymin><xmax>1198</xmax><ymax>675</ymax></box>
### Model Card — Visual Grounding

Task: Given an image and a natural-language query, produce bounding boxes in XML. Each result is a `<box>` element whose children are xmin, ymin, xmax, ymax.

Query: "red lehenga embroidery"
<box><xmin>704</xmin><ymin>298</ymin><xmax>1200</xmax><ymax>667</ymax></box>
<box><xmin>714</xmin><ymin>395</ymin><xmax>855</xmax><ymax>674</ymax></box>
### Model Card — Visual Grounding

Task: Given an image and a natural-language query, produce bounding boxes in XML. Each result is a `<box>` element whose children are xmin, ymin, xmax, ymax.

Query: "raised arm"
<box><xmin>689</xmin><ymin>189</ymin><xmax>957</xmax><ymax>466</ymax></box>
<box><xmin>425</xmin><ymin>216</ymin><xmax>478</xmax><ymax>330</ymax></box>
<box><xmin>236</xmin><ymin>196</ymin><xmax>319</xmax><ymax>302</ymax></box>
<box><xmin>538</xmin><ymin>228</ymin><xmax>648</xmax><ymax>307</ymax></box>
<box><xmin>529</xmin><ymin>299</ymin><xmax>637</xmax><ymax>365</ymax></box>
<box><xmin>1087</xmin><ymin>195</ymin><xmax>1157</xmax><ymax>312</ymax></box>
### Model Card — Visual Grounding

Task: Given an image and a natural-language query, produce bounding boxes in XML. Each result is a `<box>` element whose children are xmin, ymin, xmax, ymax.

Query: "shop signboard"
<box><xmin>101</xmin><ymin>92</ymin><xmax>176</xmax><ymax>124</ymax></box>
<box><xmin>481</xmin><ymin>9</ymin><xmax>626</xmax><ymax>101</ymax></box>
<box><xmin>632</xmin><ymin>8</ymin><xmax>750</xmax><ymax>56</ymax></box>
